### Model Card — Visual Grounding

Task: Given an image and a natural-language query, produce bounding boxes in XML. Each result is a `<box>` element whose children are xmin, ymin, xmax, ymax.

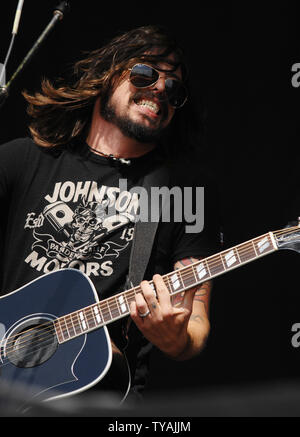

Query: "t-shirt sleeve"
<box><xmin>170</xmin><ymin>176</ymin><xmax>222</xmax><ymax>265</ymax></box>
<box><xmin>0</xmin><ymin>137</ymin><xmax>33</xmax><ymax>201</ymax></box>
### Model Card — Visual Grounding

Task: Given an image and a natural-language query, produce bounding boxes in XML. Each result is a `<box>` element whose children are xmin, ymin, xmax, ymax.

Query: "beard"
<box><xmin>99</xmin><ymin>89</ymin><xmax>170</xmax><ymax>143</ymax></box>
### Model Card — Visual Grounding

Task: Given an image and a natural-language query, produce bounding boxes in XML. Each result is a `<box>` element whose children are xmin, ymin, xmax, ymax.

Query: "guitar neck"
<box><xmin>54</xmin><ymin>231</ymin><xmax>278</xmax><ymax>344</ymax></box>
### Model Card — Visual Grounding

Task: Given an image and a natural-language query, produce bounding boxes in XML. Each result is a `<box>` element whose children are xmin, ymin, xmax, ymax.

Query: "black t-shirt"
<box><xmin>0</xmin><ymin>137</ymin><xmax>220</xmax><ymax>398</ymax></box>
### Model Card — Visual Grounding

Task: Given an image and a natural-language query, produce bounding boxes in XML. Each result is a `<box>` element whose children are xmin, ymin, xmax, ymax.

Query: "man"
<box><xmin>0</xmin><ymin>25</ymin><xmax>219</xmax><ymax>403</ymax></box>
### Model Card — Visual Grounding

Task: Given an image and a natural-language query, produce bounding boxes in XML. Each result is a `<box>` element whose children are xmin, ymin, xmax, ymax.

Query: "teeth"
<box><xmin>137</xmin><ymin>100</ymin><xmax>159</xmax><ymax>114</ymax></box>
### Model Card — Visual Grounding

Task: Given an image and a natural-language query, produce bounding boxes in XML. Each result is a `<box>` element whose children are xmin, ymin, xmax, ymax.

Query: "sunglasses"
<box><xmin>129</xmin><ymin>63</ymin><xmax>188</xmax><ymax>109</ymax></box>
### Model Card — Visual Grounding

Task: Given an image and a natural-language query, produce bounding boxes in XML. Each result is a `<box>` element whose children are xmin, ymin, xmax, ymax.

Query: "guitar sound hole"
<box><xmin>6</xmin><ymin>319</ymin><xmax>58</xmax><ymax>368</ymax></box>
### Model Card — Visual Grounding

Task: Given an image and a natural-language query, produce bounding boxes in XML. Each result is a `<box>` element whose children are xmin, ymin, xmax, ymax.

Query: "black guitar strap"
<box><xmin>121</xmin><ymin>163</ymin><xmax>169</xmax><ymax>364</ymax></box>
<box><xmin>126</xmin><ymin>163</ymin><xmax>170</xmax><ymax>288</ymax></box>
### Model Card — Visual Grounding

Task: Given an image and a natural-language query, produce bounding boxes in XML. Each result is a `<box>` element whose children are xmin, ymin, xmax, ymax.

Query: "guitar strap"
<box><xmin>126</xmin><ymin>162</ymin><xmax>170</xmax><ymax>288</ymax></box>
<box><xmin>111</xmin><ymin>161</ymin><xmax>170</xmax><ymax>350</ymax></box>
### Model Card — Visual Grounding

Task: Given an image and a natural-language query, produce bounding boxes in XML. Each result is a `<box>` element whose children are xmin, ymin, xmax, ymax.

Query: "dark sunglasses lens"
<box><xmin>130</xmin><ymin>64</ymin><xmax>187</xmax><ymax>108</ymax></box>
<box><xmin>165</xmin><ymin>78</ymin><xmax>187</xmax><ymax>108</ymax></box>
<box><xmin>130</xmin><ymin>64</ymin><xmax>159</xmax><ymax>88</ymax></box>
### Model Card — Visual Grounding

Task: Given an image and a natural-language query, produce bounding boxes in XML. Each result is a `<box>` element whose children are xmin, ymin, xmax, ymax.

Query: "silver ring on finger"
<box><xmin>138</xmin><ymin>309</ymin><xmax>150</xmax><ymax>318</ymax></box>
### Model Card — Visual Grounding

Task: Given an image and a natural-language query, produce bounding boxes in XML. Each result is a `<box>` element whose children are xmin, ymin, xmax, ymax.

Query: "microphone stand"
<box><xmin>0</xmin><ymin>1</ymin><xmax>70</xmax><ymax>108</ymax></box>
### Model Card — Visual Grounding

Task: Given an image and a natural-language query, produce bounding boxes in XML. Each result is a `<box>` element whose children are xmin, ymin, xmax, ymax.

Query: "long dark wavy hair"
<box><xmin>23</xmin><ymin>25</ymin><xmax>203</xmax><ymax>161</ymax></box>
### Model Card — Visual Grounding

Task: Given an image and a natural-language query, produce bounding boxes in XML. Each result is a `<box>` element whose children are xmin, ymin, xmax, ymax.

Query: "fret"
<box><xmin>85</xmin><ymin>307</ymin><xmax>96</xmax><ymax>330</ymax></box>
<box><xmin>222</xmin><ymin>248</ymin><xmax>240</xmax><ymax>270</ymax></box>
<box><xmin>66</xmin><ymin>314</ymin><xmax>76</xmax><ymax>338</ymax></box>
<box><xmin>149</xmin><ymin>281</ymin><xmax>157</xmax><ymax>297</ymax></box>
<box><xmin>207</xmin><ymin>255</ymin><xmax>225</xmax><ymax>277</ymax></box>
<box><xmin>254</xmin><ymin>235</ymin><xmax>274</xmax><ymax>255</ymax></box>
<box><xmin>124</xmin><ymin>292</ymin><xmax>132</xmax><ymax>312</ymax></box>
<box><xmin>74</xmin><ymin>311</ymin><xmax>83</xmax><ymax>335</ymax></box>
<box><xmin>191</xmin><ymin>264</ymin><xmax>198</xmax><ymax>283</ymax></box>
<box><xmin>93</xmin><ymin>304</ymin><xmax>102</xmax><ymax>325</ymax></box>
<box><xmin>71</xmin><ymin>312</ymin><xmax>82</xmax><ymax>336</ymax></box>
<box><xmin>194</xmin><ymin>260</ymin><xmax>210</xmax><ymax>282</ymax></box>
<box><xmin>115</xmin><ymin>296</ymin><xmax>121</xmax><ymax>315</ymax></box>
<box><xmin>90</xmin><ymin>305</ymin><xmax>97</xmax><ymax>326</ymax></box>
<box><xmin>107</xmin><ymin>301</ymin><xmax>113</xmax><ymax>319</ymax></box>
<box><xmin>61</xmin><ymin>316</ymin><xmax>70</xmax><ymax>340</ymax></box>
<box><xmin>268</xmin><ymin>232</ymin><xmax>278</xmax><ymax>249</ymax></box>
<box><xmin>235</xmin><ymin>246</ymin><xmax>242</xmax><ymax>263</ymax></box>
<box><xmin>101</xmin><ymin>301</ymin><xmax>112</xmax><ymax>323</ymax></box>
<box><xmin>237</xmin><ymin>241</ymin><xmax>257</xmax><ymax>263</ymax></box>
<box><xmin>98</xmin><ymin>303</ymin><xmax>106</xmax><ymax>324</ymax></box>
<box><xmin>164</xmin><ymin>275</ymin><xmax>172</xmax><ymax>295</ymax></box>
<box><xmin>117</xmin><ymin>294</ymin><xmax>129</xmax><ymax>315</ymax></box>
<box><xmin>54</xmin><ymin>319</ymin><xmax>64</xmax><ymax>344</ymax></box>
<box><xmin>124</xmin><ymin>290</ymin><xmax>135</xmax><ymax>309</ymax></box>
<box><xmin>110</xmin><ymin>298</ymin><xmax>120</xmax><ymax>320</ymax></box>
<box><xmin>169</xmin><ymin>272</ymin><xmax>184</xmax><ymax>295</ymax></box>
<box><xmin>252</xmin><ymin>240</ymin><xmax>259</xmax><ymax>257</ymax></box>
<box><xmin>79</xmin><ymin>311</ymin><xmax>88</xmax><ymax>331</ymax></box>
<box><xmin>180</xmin><ymin>266</ymin><xmax>197</xmax><ymax>290</ymax></box>
<box><xmin>219</xmin><ymin>253</ymin><xmax>226</xmax><ymax>270</ymax></box>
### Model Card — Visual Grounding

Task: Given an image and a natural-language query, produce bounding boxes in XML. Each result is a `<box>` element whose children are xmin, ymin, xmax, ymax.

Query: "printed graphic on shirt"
<box><xmin>24</xmin><ymin>180</ymin><xmax>138</xmax><ymax>277</ymax></box>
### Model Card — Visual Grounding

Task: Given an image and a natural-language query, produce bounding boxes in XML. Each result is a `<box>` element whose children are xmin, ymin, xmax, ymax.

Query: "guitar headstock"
<box><xmin>273</xmin><ymin>219</ymin><xmax>300</xmax><ymax>253</ymax></box>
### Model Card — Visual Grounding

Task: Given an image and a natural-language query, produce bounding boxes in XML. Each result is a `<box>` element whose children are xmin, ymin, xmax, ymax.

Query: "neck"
<box><xmin>86</xmin><ymin>98</ymin><xmax>156</xmax><ymax>159</ymax></box>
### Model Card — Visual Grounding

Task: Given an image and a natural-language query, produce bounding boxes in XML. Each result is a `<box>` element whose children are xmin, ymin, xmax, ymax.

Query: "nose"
<box><xmin>152</xmin><ymin>76</ymin><xmax>166</xmax><ymax>93</ymax></box>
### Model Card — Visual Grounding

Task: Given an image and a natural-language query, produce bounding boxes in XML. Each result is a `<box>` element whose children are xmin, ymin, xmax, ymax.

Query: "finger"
<box><xmin>153</xmin><ymin>274</ymin><xmax>172</xmax><ymax>307</ymax></box>
<box><xmin>130</xmin><ymin>300</ymin><xmax>148</xmax><ymax>327</ymax></box>
<box><xmin>182</xmin><ymin>287</ymin><xmax>197</xmax><ymax>311</ymax></box>
<box><xmin>134</xmin><ymin>287</ymin><xmax>150</xmax><ymax>316</ymax></box>
<box><xmin>129</xmin><ymin>299</ymin><xmax>138</xmax><ymax>318</ymax></box>
<box><xmin>140</xmin><ymin>280</ymin><xmax>159</xmax><ymax>313</ymax></box>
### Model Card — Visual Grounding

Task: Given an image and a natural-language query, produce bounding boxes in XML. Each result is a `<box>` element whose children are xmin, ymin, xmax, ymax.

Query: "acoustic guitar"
<box><xmin>0</xmin><ymin>223</ymin><xmax>299</xmax><ymax>408</ymax></box>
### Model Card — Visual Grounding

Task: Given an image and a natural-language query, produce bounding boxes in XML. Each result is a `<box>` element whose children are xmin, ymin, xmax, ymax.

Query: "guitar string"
<box><xmin>0</xmin><ymin>226</ymin><xmax>296</xmax><ymax>368</ymax></box>
<box><xmin>0</xmin><ymin>228</ymin><xmax>292</xmax><ymax>357</ymax></box>
<box><xmin>0</xmin><ymin>233</ymin><xmax>274</xmax><ymax>349</ymax></box>
<box><xmin>0</xmin><ymin>226</ymin><xmax>293</xmax><ymax>361</ymax></box>
<box><xmin>0</xmin><ymin>226</ymin><xmax>297</xmax><ymax>365</ymax></box>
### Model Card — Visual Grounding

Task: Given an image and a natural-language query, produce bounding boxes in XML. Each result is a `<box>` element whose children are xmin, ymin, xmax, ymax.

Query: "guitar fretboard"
<box><xmin>54</xmin><ymin>232</ymin><xmax>277</xmax><ymax>344</ymax></box>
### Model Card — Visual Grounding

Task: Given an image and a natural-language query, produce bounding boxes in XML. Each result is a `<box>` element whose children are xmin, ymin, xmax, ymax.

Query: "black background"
<box><xmin>1</xmin><ymin>1</ymin><xmax>300</xmax><ymax>413</ymax></box>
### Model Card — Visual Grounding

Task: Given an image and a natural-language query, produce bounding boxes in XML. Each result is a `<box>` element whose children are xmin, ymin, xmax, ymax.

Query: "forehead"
<box><xmin>136</xmin><ymin>50</ymin><xmax>184</xmax><ymax>80</ymax></box>
<box><xmin>155</xmin><ymin>60</ymin><xmax>182</xmax><ymax>80</ymax></box>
